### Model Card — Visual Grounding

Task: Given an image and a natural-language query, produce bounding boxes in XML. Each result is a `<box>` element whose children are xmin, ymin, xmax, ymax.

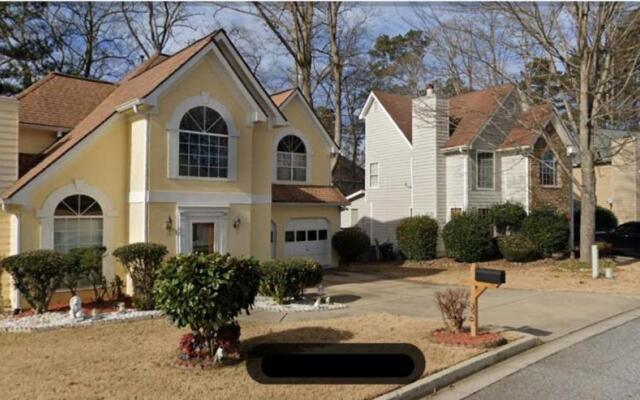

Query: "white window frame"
<box><xmin>540</xmin><ymin>150</ymin><xmax>558</xmax><ymax>187</ymax></box>
<box><xmin>476</xmin><ymin>151</ymin><xmax>495</xmax><ymax>190</ymax></box>
<box><xmin>272</xmin><ymin>130</ymin><xmax>312</xmax><ymax>184</ymax></box>
<box><xmin>167</xmin><ymin>93</ymin><xmax>239</xmax><ymax>181</ymax></box>
<box><xmin>368</xmin><ymin>162</ymin><xmax>380</xmax><ymax>189</ymax></box>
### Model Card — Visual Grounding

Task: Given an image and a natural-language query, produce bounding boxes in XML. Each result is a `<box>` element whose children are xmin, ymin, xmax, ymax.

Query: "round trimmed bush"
<box><xmin>113</xmin><ymin>242</ymin><xmax>168</xmax><ymax>310</ymax></box>
<box><xmin>497</xmin><ymin>234</ymin><xmax>541</xmax><ymax>262</ymax></box>
<box><xmin>259</xmin><ymin>258</ymin><xmax>323</xmax><ymax>304</ymax></box>
<box><xmin>442</xmin><ymin>212</ymin><xmax>495</xmax><ymax>262</ymax></box>
<box><xmin>396</xmin><ymin>216</ymin><xmax>439</xmax><ymax>260</ymax></box>
<box><xmin>331</xmin><ymin>228</ymin><xmax>370</xmax><ymax>265</ymax></box>
<box><xmin>155</xmin><ymin>252</ymin><xmax>261</xmax><ymax>357</ymax></box>
<box><xmin>1</xmin><ymin>250</ymin><xmax>67</xmax><ymax>313</ymax></box>
<box><xmin>523</xmin><ymin>208</ymin><xmax>569</xmax><ymax>257</ymax></box>
<box><xmin>489</xmin><ymin>202</ymin><xmax>527</xmax><ymax>234</ymax></box>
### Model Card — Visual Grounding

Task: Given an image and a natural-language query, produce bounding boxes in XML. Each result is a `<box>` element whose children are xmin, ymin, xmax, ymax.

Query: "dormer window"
<box><xmin>178</xmin><ymin>106</ymin><xmax>229</xmax><ymax>178</ymax></box>
<box><xmin>276</xmin><ymin>135</ymin><xmax>307</xmax><ymax>182</ymax></box>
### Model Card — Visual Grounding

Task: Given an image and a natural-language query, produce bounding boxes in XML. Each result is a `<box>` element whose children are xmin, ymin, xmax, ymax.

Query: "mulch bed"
<box><xmin>430</xmin><ymin>328</ymin><xmax>507</xmax><ymax>348</ymax></box>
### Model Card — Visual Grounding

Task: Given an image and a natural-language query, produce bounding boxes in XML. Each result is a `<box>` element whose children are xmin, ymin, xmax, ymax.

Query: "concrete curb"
<box><xmin>375</xmin><ymin>334</ymin><xmax>541</xmax><ymax>400</ymax></box>
<box><xmin>428</xmin><ymin>305</ymin><xmax>640</xmax><ymax>400</ymax></box>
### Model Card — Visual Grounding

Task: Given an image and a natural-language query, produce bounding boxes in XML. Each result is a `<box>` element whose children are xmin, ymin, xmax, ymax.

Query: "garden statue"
<box><xmin>69</xmin><ymin>296</ymin><xmax>84</xmax><ymax>319</ymax></box>
<box><xmin>215</xmin><ymin>347</ymin><xmax>225</xmax><ymax>362</ymax></box>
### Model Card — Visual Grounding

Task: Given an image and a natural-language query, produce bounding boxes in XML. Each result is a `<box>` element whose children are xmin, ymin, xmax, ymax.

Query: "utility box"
<box><xmin>475</xmin><ymin>268</ymin><xmax>506</xmax><ymax>285</ymax></box>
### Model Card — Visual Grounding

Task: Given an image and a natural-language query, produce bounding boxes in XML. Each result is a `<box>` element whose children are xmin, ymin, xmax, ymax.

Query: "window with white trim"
<box><xmin>476</xmin><ymin>152</ymin><xmax>494</xmax><ymax>189</ymax></box>
<box><xmin>369</xmin><ymin>162</ymin><xmax>379</xmax><ymax>188</ymax></box>
<box><xmin>178</xmin><ymin>106</ymin><xmax>229</xmax><ymax>178</ymax></box>
<box><xmin>276</xmin><ymin>135</ymin><xmax>307</xmax><ymax>181</ymax></box>
<box><xmin>53</xmin><ymin>195</ymin><xmax>103</xmax><ymax>253</ymax></box>
<box><xmin>540</xmin><ymin>150</ymin><xmax>557</xmax><ymax>186</ymax></box>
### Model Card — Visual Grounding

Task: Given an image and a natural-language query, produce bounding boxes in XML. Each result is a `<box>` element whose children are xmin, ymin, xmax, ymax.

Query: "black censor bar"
<box><xmin>246</xmin><ymin>343</ymin><xmax>426</xmax><ymax>384</ymax></box>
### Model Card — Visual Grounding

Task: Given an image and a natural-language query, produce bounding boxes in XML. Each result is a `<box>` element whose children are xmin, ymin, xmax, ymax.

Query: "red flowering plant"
<box><xmin>179</xmin><ymin>332</ymin><xmax>208</xmax><ymax>360</ymax></box>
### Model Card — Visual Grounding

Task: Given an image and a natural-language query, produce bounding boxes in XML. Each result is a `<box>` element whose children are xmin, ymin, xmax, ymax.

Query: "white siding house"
<box><xmin>343</xmin><ymin>85</ymin><xmax>575</xmax><ymax>254</ymax></box>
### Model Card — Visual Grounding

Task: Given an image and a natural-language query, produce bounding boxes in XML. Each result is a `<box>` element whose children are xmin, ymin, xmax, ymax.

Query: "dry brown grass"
<box><xmin>0</xmin><ymin>314</ymin><xmax>486</xmax><ymax>400</ymax></box>
<box><xmin>344</xmin><ymin>258</ymin><xmax>640</xmax><ymax>295</ymax></box>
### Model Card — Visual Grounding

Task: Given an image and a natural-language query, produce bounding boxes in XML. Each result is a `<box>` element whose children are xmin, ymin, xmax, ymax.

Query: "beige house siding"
<box><xmin>574</xmin><ymin>138</ymin><xmax>640</xmax><ymax>223</ymax></box>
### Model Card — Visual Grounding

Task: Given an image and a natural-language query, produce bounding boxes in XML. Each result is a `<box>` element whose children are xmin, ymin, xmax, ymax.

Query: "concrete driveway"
<box><xmin>247</xmin><ymin>270</ymin><xmax>640</xmax><ymax>341</ymax></box>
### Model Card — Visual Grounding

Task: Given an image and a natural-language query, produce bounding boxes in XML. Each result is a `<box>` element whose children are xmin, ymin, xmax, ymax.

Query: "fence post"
<box><xmin>591</xmin><ymin>244</ymin><xmax>599</xmax><ymax>279</ymax></box>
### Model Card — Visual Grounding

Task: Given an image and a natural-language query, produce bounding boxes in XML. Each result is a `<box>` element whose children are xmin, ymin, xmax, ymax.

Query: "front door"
<box><xmin>192</xmin><ymin>222</ymin><xmax>215</xmax><ymax>254</ymax></box>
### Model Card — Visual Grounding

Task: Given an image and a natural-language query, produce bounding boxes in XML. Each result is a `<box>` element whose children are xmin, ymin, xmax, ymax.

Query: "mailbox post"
<box><xmin>468</xmin><ymin>263</ymin><xmax>505</xmax><ymax>337</ymax></box>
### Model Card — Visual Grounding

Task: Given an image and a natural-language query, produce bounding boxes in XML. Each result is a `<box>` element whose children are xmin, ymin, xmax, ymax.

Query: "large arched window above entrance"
<box><xmin>276</xmin><ymin>135</ymin><xmax>307</xmax><ymax>182</ymax></box>
<box><xmin>53</xmin><ymin>194</ymin><xmax>103</xmax><ymax>253</ymax></box>
<box><xmin>178</xmin><ymin>106</ymin><xmax>229</xmax><ymax>178</ymax></box>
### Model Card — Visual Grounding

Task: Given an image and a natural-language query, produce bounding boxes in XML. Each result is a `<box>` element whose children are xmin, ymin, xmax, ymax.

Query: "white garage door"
<box><xmin>284</xmin><ymin>218</ymin><xmax>330</xmax><ymax>266</ymax></box>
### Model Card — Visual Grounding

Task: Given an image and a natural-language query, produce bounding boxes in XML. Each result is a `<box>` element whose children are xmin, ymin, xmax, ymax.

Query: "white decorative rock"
<box><xmin>69</xmin><ymin>296</ymin><xmax>84</xmax><ymax>320</ymax></box>
<box><xmin>215</xmin><ymin>347</ymin><xmax>225</xmax><ymax>362</ymax></box>
<box><xmin>313</xmin><ymin>297</ymin><xmax>322</xmax><ymax>307</ymax></box>
<box><xmin>324</xmin><ymin>296</ymin><xmax>331</xmax><ymax>304</ymax></box>
<box><xmin>117</xmin><ymin>302</ymin><xmax>126</xmax><ymax>313</ymax></box>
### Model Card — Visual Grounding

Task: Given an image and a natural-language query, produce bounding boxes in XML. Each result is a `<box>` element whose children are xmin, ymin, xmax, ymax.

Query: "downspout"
<box><xmin>524</xmin><ymin>157</ymin><xmax>530</xmax><ymax>213</ymax></box>
<box><xmin>144</xmin><ymin>113</ymin><xmax>150</xmax><ymax>242</ymax></box>
<box><xmin>461</xmin><ymin>148</ymin><xmax>469</xmax><ymax>210</ymax></box>
<box><xmin>409</xmin><ymin>156</ymin><xmax>414</xmax><ymax>216</ymax></box>
<box><xmin>9</xmin><ymin>212</ymin><xmax>21</xmax><ymax>313</ymax></box>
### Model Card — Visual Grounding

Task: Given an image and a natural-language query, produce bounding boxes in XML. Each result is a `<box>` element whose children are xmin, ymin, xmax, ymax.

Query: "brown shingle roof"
<box><xmin>3</xmin><ymin>32</ymin><xmax>218</xmax><ymax>199</ymax></box>
<box><xmin>270</xmin><ymin>88</ymin><xmax>295</xmax><ymax>107</ymax></box>
<box><xmin>372</xmin><ymin>91</ymin><xmax>413</xmax><ymax>142</ymax></box>
<box><xmin>272</xmin><ymin>184</ymin><xmax>347</xmax><ymax>205</ymax></box>
<box><xmin>445</xmin><ymin>84</ymin><xmax>514</xmax><ymax>148</ymax></box>
<box><xmin>500</xmin><ymin>103</ymin><xmax>554</xmax><ymax>149</ymax></box>
<box><xmin>120</xmin><ymin>53</ymin><xmax>170</xmax><ymax>82</ymax></box>
<box><xmin>17</xmin><ymin>73</ymin><xmax>116</xmax><ymax>130</ymax></box>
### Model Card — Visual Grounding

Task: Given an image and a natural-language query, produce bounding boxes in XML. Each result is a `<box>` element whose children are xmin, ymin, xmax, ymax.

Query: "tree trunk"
<box><xmin>328</xmin><ymin>2</ymin><xmax>342</xmax><ymax>147</ymax></box>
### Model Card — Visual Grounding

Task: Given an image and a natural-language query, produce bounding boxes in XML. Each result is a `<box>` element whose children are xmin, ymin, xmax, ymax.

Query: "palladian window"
<box><xmin>178</xmin><ymin>106</ymin><xmax>229</xmax><ymax>178</ymax></box>
<box><xmin>277</xmin><ymin>135</ymin><xmax>307</xmax><ymax>182</ymax></box>
<box><xmin>53</xmin><ymin>194</ymin><xmax>103</xmax><ymax>253</ymax></box>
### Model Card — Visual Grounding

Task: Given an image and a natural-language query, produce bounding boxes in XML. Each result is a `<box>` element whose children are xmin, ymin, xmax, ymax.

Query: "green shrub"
<box><xmin>1</xmin><ymin>250</ymin><xmax>67</xmax><ymax>313</ymax></box>
<box><xmin>331</xmin><ymin>228</ymin><xmax>370</xmax><ymax>265</ymax></box>
<box><xmin>396</xmin><ymin>216</ymin><xmax>439</xmax><ymax>260</ymax></box>
<box><xmin>155</xmin><ymin>252</ymin><xmax>261</xmax><ymax>357</ymax></box>
<box><xmin>489</xmin><ymin>202</ymin><xmax>527</xmax><ymax>234</ymax></box>
<box><xmin>523</xmin><ymin>208</ymin><xmax>569</xmax><ymax>257</ymax></box>
<box><xmin>65</xmin><ymin>246</ymin><xmax>108</xmax><ymax>302</ymax></box>
<box><xmin>574</xmin><ymin>206</ymin><xmax>619</xmax><ymax>237</ymax></box>
<box><xmin>442</xmin><ymin>212</ymin><xmax>495</xmax><ymax>262</ymax></box>
<box><xmin>497</xmin><ymin>234</ymin><xmax>541</xmax><ymax>262</ymax></box>
<box><xmin>259</xmin><ymin>258</ymin><xmax>323</xmax><ymax>304</ymax></box>
<box><xmin>113</xmin><ymin>243</ymin><xmax>168</xmax><ymax>310</ymax></box>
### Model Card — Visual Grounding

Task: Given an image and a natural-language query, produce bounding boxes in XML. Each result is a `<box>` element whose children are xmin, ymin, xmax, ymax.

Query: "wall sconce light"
<box><xmin>233</xmin><ymin>217</ymin><xmax>241</xmax><ymax>229</ymax></box>
<box><xmin>165</xmin><ymin>216</ymin><xmax>173</xmax><ymax>231</ymax></box>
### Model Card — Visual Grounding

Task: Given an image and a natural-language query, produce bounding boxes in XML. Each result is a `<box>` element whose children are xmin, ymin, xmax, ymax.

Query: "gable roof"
<box><xmin>270</xmin><ymin>88</ymin><xmax>295</xmax><ymax>107</ymax></box>
<box><xmin>120</xmin><ymin>53</ymin><xmax>170</xmax><ymax>82</ymax></box>
<box><xmin>17</xmin><ymin>72</ymin><xmax>117</xmax><ymax>130</ymax></box>
<box><xmin>4</xmin><ymin>30</ymin><xmax>288</xmax><ymax>200</ymax></box>
<box><xmin>445</xmin><ymin>84</ymin><xmax>514</xmax><ymax>148</ymax></box>
<box><xmin>500</xmin><ymin>103</ymin><xmax>554</xmax><ymax>149</ymax></box>
<box><xmin>371</xmin><ymin>91</ymin><xmax>413</xmax><ymax>142</ymax></box>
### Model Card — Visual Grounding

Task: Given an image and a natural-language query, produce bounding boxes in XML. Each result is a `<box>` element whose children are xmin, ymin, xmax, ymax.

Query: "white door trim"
<box><xmin>177</xmin><ymin>206</ymin><xmax>228</xmax><ymax>254</ymax></box>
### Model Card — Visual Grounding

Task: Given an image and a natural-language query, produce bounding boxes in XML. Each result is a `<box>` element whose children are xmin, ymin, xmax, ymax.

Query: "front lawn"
<box><xmin>0</xmin><ymin>314</ymin><xmax>489</xmax><ymax>400</ymax></box>
<box><xmin>343</xmin><ymin>258</ymin><xmax>640</xmax><ymax>295</ymax></box>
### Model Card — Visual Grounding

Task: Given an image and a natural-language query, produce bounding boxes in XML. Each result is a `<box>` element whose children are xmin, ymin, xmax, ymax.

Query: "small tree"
<box><xmin>396</xmin><ymin>216</ymin><xmax>439</xmax><ymax>260</ymax></box>
<box><xmin>489</xmin><ymin>202</ymin><xmax>527</xmax><ymax>235</ymax></box>
<box><xmin>331</xmin><ymin>228</ymin><xmax>370</xmax><ymax>265</ymax></box>
<box><xmin>434</xmin><ymin>288</ymin><xmax>469</xmax><ymax>333</ymax></box>
<box><xmin>66</xmin><ymin>246</ymin><xmax>108</xmax><ymax>302</ymax></box>
<box><xmin>155</xmin><ymin>253</ymin><xmax>261</xmax><ymax>358</ymax></box>
<box><xmin>113</xmin><ymin>243</ymin><xmax>168</xmax><ymax>310</ymax></box>
<box><xmin>1</xmin><ymin>250</ymin><xmax>67</xmax><ymax>313</ymax></box>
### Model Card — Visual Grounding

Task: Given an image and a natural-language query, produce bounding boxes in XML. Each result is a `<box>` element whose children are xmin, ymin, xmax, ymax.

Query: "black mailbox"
<box><xmin>475</xmin><ymin>268</ymin><xmax>506</xmax><ymax>285</ymax></box>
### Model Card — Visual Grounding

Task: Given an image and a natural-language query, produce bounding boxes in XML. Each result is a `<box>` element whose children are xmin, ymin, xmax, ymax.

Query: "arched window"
<box><xmin>53</xmin><ymin>194</ymin><xmax>103</xmax><ymax>253</ymax></box>
<box><xmin>540</xmin><ymin>150</ymin><xmax>557</xmax><ymax>186</ymax></box>
<box><xmin>178</xmin><ymin>106</ymin><xmax>229</xmax><ymax>178</ymax></box>
<box><xmin>277</xmin><ymin>135</ymin><xmax>307</xmax><ymax>181</ymax></box>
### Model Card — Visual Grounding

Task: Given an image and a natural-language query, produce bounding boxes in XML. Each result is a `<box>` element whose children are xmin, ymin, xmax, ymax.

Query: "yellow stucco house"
<box><xmin>0</xmin><ymin>30</ymin><xmax>346</xmax><ymax>312</ymax></box>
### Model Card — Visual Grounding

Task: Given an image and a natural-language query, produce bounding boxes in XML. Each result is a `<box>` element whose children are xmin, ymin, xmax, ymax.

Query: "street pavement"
<box><xmin>246</xmin><ymin>270</ymin><xmax>640</xmax><ymax>342</ymax></box>
<box><xmin>464</xmin><ymin>317</ymin><xmax>640</xmax><ymax>400</ymax></box>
